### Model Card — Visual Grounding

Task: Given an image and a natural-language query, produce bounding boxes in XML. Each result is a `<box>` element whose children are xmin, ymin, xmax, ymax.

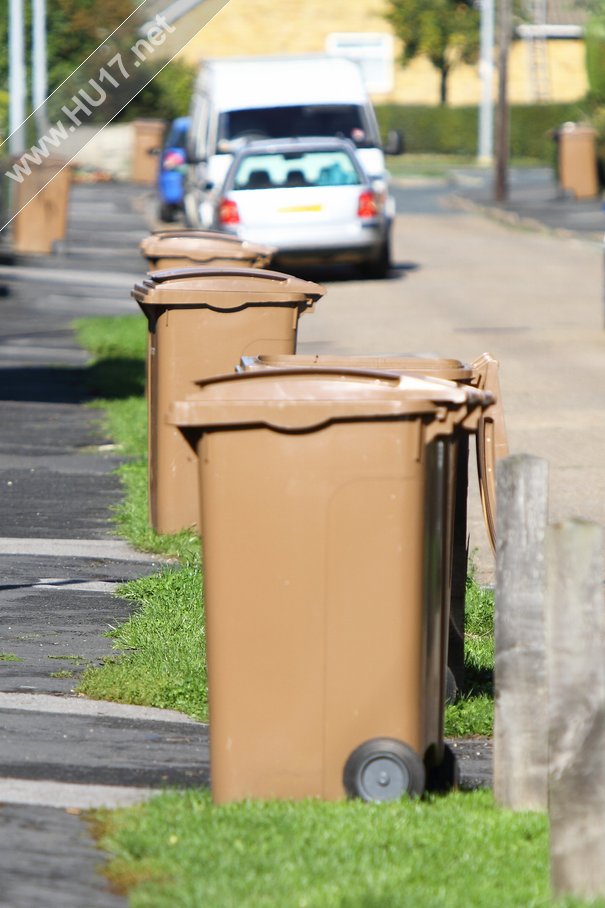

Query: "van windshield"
<box><xmin>217</xmin><ymin>105</ymin><xmax>377</xmax><ymax>150</ymax></box>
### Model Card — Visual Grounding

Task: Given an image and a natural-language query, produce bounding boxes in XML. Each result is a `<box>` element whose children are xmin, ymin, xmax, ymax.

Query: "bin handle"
<box><xmin>471</xmin><ymin>354</ymin><xmax>509</xmax><ymax>553</ymax></box>
<box><xmin>196</xmin><ymin>366</ymin><xmax>404</xmax><ymax>388</ymax></box>
<box><xmin>146</xmin><ymin>266</ymin><xmax>295</xmax><ymax>284</ymax></box>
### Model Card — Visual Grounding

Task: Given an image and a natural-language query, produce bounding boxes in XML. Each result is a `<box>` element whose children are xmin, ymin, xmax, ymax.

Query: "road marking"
<box><xmin>0</xmin><ymin>778</ymin><xmax>161</xmax><ymax>809</ymax></box>
<box><xmin>33</xmin><ymin>578</ymin><xmax>121</xmax><ymax>593</ymax></box>
<box><xmin>0</xmin><ymin>537</ymin><xmax>164</xmax><ymax>563</ymax></box>
<box><xmin>0</xmin><ymin>263</ymin><xmax>141</xmax><ymax>289</ymax></box>
<box><xmin>0</xmin><ymin>692</ymin><xmax>202</xmax><ymax>724</ymax></box>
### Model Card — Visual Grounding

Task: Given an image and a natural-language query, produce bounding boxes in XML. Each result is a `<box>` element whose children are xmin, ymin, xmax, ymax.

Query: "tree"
<box><xmin>0</xmin><ymin>0</ymin><xmax>195</xmax><ymax>137</ymax></box>
<box><xmin>384</xmin><ymin>0</ymin><xmax>481</xmax><ymax>104</ymax></box>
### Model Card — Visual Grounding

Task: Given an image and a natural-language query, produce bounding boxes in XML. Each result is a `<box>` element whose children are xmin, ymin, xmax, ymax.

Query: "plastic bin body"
<box><xmin>558</xmin><ymin>123</ymin><xmax>598</xmax><ymax>200</ymax></box>
<box><xmin>12</xmin><ymin>159</ymin><xmax>71</xmax><ymax>254</ymax></box>
<box><xmin>132</xmin><ymin>119</ymin><xmax>165</xmax><ymax>185</ymax></box>
<box><xmin>140</xmin><ymin>229</ymin><xmax>275</xmax><ymax>270</ymax></box>
<box><xmin>238</xmin><ymin>352</ymin><xmax>507</xmax><ymax>689</ymax></box>
<box><xmin>171</xmin><ymin>369</ymin><xmax>493</xmax><ymax>803</ymax></box>
<box><xmin>132</xmin><ymin>268</ymin><xmax>323</xmax><ymax>534</ymax></box>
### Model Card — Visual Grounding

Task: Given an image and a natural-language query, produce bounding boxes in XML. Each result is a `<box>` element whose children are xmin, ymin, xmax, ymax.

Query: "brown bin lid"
<box><xmin>140</xmin><ymin>230</ymin><xmax>276</xmax><ymax>263</ymax></box>
<box><xmin>235</xmin><ymin>352</ymin><xmax>505</xmax><ymax>554</ymax></box>
<box><xmin>240</xmin><ymin>353</ymin><xmax>474</xmax><ymax>381</ymax></box>
<box><xmin>132</xmin><ymin>267</ymin><xmax>325</xmax><ymax>311</ymax></box>
<box><xmin>170</xmin><ymin>368</ymin><xmax>493</xmax><ymax>433</ymax></box>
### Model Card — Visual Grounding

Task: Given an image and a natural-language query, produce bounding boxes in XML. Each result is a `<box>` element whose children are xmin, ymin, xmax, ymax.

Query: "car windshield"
<box><xmin>232</xmin><ymin>150</ymin><xmax>362</xmax><ymax>190</ymax></box>
<box><xmin>218</xmin><ymin>105</ymin><xmax>376</xmax><ymax>148</ymax></box>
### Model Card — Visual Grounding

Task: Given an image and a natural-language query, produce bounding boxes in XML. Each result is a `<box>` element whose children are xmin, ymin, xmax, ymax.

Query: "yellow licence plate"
<box><xmin>277</xmin><ymin>204</ymin><xmax>323</xmax><ymax>213</ymax></box>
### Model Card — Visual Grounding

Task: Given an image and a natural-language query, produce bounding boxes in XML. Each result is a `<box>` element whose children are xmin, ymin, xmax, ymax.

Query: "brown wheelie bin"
<box><xmin>11</xmin><ymin>156</ymin><xmax>72</xmax><ymax>254</ymax></box>
<box><xmin>132</xmin><ymin>119</ymin><xmax>165</xmax><ymax>184</ymax></box>
<box><xmin>140</xmin><ymin>228</ymin><xmax>275</xmax><ymax>271</ymax></box>
<box><xmin>170</xmin><ymin>367</ymin><xmax>494</xmax><ymax>804</ymax></box>
<box><xmin>132</xmin><ymin>268</ymin><xmax>324</xmax><ymax>535</ymax></box>
<box><xmin>237</xmin><ymin>351</ymin><xmax>508</xmax><ymax>692</ymax></box>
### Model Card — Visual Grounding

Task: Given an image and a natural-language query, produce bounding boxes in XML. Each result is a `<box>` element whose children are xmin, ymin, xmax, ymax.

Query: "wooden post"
<box><xmin>547</xmin><ymin>519</ymin><xmax>605</xmax><ymax>899</ymax></box>
<box><xmin>494</xmin><ymin>454</ymin><xmax>549</xmax><ymax>809</ymax></box>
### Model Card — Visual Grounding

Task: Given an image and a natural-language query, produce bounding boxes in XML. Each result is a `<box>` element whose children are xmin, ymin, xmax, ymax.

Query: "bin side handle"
<box><xmin>471</xmin><ymin>354</ymin><xmax>509</xmax><ymax>553</ymax></box>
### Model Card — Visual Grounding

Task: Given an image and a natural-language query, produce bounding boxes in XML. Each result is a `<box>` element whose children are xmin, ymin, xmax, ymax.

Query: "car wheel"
<box><xmin>159</xmin><ymin>201</ymin><xmax>176</xmax><ymax>223</ymax></box>
<box><xmin>359</xmin><ymin>239</ymin><xmax>391</xmax><ymax>280</ymax></box>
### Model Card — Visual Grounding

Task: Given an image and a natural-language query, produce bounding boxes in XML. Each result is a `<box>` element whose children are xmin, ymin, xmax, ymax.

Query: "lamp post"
<box><xmin>32</xmin><ymin>0</ymin><xmax>49</xmax><ymax>138</ymax></box>
<box><xmin>8</xmin><ymin>0</ymin><xmax>27</xmax><ymax>154</ymax></box>
<box><xmin>494</xmin><ymin>0</ymin><xmax>512</xmax><ymax>201</ymax></box>
<box><xmin>478</xmin><ymin>0</ymin><xmax>495</xmax><ymax>165</ymax></box>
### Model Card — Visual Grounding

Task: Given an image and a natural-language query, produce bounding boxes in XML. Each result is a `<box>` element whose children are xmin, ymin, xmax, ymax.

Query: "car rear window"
<box><xmin>233</xmin><ymin>150</ymin><xmax>361</xmax><ymax>190</ymax></box>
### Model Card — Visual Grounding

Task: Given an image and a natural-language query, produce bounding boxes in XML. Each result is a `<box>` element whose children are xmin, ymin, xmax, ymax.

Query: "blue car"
<box><xmin>158</xmin><ymin>116</ymin><xmax>190</xmax><ymax>222</ymax></box>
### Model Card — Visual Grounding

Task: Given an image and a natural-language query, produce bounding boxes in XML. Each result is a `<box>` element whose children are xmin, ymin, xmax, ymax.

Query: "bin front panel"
<box><xmin>199</xmin><ymin>418</ymin><xmax>438</xmax><ymax>804</ymax></box>
<box><xmin>150</xmin><ymin>305</ymin><xmax>301</xmax><ymax>534</ymax></box>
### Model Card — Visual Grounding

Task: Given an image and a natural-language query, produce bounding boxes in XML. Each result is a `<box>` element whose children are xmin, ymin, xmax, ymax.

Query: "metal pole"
<box><xmin>32</xmin><ymin>0</ymin><xmax>49</xmax><ymax>139</ymax></box>
<box><xmin>478</xmin><ymin>0</ymin><xmax>495</xmax><ymax>164</ymax></box>
<box><xmin>494</xmin><ymin>0</ymin><xmax>511</xmax><ymax>202</ymax></box>
<box><xmin>8</xmin><ymin>0</ymin><xmax>27</xmax><ymax>154</ymax></box>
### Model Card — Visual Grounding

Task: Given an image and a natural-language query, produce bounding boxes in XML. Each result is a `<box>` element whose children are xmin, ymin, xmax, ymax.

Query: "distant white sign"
<box><xmin>325</xmin><ymin>33</ymin><xmax>395</xmax><ymax>95</ymax></box>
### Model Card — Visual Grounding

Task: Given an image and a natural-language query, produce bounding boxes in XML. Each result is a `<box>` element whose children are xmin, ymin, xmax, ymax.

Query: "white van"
<box><xmin>184</xmin><ymin>54</ymin><xmax>401</xmax><ymax>228</ymax></box>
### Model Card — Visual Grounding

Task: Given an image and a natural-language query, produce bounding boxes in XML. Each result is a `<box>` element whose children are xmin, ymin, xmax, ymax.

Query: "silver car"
<box><xmin>213</xmin><ymin>137</ymin><xmax>392</xmax><ymax>277</ymax></box>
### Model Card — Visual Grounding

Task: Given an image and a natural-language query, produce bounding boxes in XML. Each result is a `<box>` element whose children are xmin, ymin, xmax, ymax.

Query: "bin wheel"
<box><xmin>445</xmin><ymin>667</ymin><xmax>458</xmax><ymax>705</ymax></box>
<box><xmin>425</xmin><ymin>743</ymin><xmax>460</xmax><ymax>794</ymax></box>
<box><xmin>343</xmin><ymin>738</ymin><xmax>425</xmax><ymax>802</ymax></box>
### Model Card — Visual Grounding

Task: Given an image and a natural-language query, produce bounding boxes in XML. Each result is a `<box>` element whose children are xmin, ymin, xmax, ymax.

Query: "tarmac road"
<box><xmin>4</xmin><ymin>171</ymin><xmax>603</xmax><ymax>904</ymax></box>
<box><xmin>299</xmin><ymin>176</ymin><xmax>605</xmax><ymax>585</ymax></box>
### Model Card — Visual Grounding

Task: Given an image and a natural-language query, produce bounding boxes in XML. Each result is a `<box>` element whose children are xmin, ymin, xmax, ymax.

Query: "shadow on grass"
<box><xmin>86</xmin><ymin>357</ymin><xmax>145</xmax><ymax>399</ymax></box>
<box><xmin>0</xmin><ymin>357</ymin><xmax>145</xmax><ymax>405</ymax></box>
<box><xmin>462</xmin><ymin>664</ymin><xmax>493</xmax><ymax>698</ymax></box>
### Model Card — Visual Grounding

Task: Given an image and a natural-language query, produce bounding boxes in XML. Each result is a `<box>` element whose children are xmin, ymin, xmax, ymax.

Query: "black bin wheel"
<box><xmin>425</xmin><ymin>743</ymin><xmax>460</xmax><ymax>794</ymax></box>
<box><xmin>343</xmin><ymin>738</ymin><xmax>425</xmax><ymax>802</ymax></box>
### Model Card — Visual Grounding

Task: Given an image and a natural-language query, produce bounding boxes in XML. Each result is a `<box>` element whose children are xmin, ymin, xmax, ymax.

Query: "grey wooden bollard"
<box><xmin>494</xmin><ymin>454</ymin><xmax>549</xmax><ymax>810</ymax></box>
<box><xmin>547</xmin><ymin>519</ymin><xmax>605</xmax><ymax>900</ymax></box>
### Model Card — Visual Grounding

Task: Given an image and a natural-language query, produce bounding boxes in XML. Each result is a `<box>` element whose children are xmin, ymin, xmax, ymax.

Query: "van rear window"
<box><xmin>218</xmin><ymin>105</ymin><xmax>375</xmax><ymax>149</ymax></box>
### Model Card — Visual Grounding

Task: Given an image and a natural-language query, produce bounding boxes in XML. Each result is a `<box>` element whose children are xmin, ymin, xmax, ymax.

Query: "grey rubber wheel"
<box><xmin>445</xmin><ymin>667</ymin><xmax>458</xmax><ymax>705</ymax></box>
<box><xmin>343</xmin><ymin>738</ymin><xmax>425</xmax><ymax>802</ymax></box>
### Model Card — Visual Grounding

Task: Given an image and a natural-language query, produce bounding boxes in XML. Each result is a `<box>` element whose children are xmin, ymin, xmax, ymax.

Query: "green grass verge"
<box><xmin>446</xmin><ymin>577</ymin><xmax>494</xmax><ymax>736</ymax></box>
<box><xmin>73</xmin><ymin>313</ymin><xmax>494</xmax><ymax>732</ymax></box>
<box><xmin>92</xmin><ymin>788</ymin><xmax>603</xmax><ymax>908</ymax></box>
<box><xmin>387</xmin><ymin>153</ymin><xmax>547</xmax><ymax>180</ymax></box>
<box><xmin>79</xmin><ymin>557</ymin><xmax>207</xmax><ymax>719</ymax></box>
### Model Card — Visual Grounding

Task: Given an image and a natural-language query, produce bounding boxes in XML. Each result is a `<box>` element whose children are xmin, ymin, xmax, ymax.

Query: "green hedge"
<box><xmin>586</xmin><ymin>16</ymin><xmax>605</xmax><ymax>101</ymax></box>
<box><xmin>375</xmin><ymin>102</ymin><xmax>588</xmax><ymax>160</ymax></box>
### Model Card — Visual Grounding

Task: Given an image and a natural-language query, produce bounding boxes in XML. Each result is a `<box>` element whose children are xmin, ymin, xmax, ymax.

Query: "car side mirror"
<box><xmin>384</xmin><ymin>129</ymin><xmax>404</xmax><ymax>156</ymax></box>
